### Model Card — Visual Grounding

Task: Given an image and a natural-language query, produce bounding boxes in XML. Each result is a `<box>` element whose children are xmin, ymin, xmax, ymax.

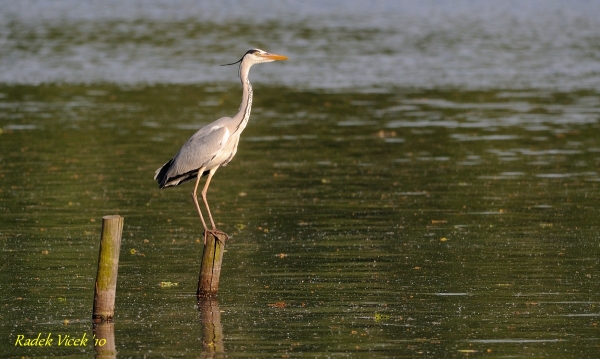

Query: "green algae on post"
<box><xmin>197</xmin><ymin>231</ymin><xmax>227</xmax><ymax>297</ymax></box>
<box><xmin>92</xmin><ymin>215</ymin><xmax>124</xmax><ymax>323</ymax></box>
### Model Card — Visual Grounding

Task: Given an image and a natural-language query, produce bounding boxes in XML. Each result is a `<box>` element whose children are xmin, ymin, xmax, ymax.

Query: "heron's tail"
<box><xmin>154</xmin><ymin>159</ymin><xmax>209</xmax><ymax>189</ymax></box>
<box><xmin>154</xmin><ymin>159</ymin><xmax>174</xmax><ymax>189</ymax></box>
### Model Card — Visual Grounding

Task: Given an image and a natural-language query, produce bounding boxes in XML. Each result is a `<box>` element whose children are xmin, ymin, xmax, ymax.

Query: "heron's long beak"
<box><xmin>262</xmin><ymin>53</ymin><xmax>289</xmax><ymax>61</ymax></box>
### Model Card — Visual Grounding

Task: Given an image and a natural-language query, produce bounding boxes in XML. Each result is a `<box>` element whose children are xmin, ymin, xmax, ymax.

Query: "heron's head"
<box><xmin>222</xmin><ymin>49</ymin><xmax>289</xmax><ymax>67</ymax></box>
<box><xmin>245</xmin><ymin>48</ymin><xmax>289</xmax><ymax>64</ymax></box>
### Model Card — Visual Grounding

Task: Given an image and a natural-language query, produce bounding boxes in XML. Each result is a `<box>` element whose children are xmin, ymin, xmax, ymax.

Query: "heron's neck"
<box><xmin>234</xmin><ymin>65</ymin><xmax>253</xmax><ymax>133</ymax></box>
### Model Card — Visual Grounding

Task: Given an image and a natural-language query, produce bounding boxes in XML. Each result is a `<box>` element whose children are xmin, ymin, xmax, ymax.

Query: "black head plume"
<box><xmin>221</xmin><ymin>57</ymin><xmax>243</xmax><ymax>67</ymax></box>
<box><xmin>221</xmin><ymin>49</ymin><xmax>259</xmax><ymax>66</ymax></box>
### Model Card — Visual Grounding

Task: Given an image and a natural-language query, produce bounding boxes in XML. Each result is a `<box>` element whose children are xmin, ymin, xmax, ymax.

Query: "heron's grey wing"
<box><xmin>162</xmin><ymin>124</ymin><xmax>231</xmax><ymax>181</ymax></box>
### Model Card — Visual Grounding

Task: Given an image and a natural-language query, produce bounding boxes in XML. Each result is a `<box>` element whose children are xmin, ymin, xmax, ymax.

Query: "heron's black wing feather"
<box><xmin>154</xmin><ymin>123</ymin><xmax>230</xmax><ymax>188</ymax></box>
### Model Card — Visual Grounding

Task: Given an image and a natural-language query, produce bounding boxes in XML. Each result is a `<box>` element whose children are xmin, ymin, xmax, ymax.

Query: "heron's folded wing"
<box><xmin>166</xmin><ymin>124</ymin><xmax>231</xmax><ymax>179</ymax></box>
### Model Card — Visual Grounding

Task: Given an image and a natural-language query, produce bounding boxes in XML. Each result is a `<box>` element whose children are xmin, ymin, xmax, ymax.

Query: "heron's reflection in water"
<box><xmin>198</xmin><ymin>298</ymin><xmax>224</xmax><ymax>357</ymax></box>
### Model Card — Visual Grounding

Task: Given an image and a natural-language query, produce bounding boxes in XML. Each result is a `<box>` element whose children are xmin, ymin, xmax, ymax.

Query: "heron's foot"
<box><xmin>203</xmin><ymin>228</ymin><xmax>229</xmax><ymax>245</ymax></box>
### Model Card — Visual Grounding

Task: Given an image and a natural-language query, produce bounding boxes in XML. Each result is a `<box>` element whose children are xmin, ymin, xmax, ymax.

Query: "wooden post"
<box><xmin>93</xmin><ymin>215</ymin><xmax>123</xmax><ymax>323</ymax></box>
<box><xmin>197</xmin><ymin>232</ymin><xmax>227</xmax><ymax>297</ymax></box>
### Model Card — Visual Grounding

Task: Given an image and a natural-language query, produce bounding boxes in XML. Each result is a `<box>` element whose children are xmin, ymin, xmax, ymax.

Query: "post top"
<box><xmin>102</xmin><ymin>215</ymin><xmax>123</xmax><ymax>220</ymax></box>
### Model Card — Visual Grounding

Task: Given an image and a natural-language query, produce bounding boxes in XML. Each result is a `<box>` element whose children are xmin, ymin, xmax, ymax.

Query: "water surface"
<box><xmin>1</xmin><ymin>1</ymin><xmax>600</xmax><ymax>358</ymax></box>
<box><xmin>1</xmin><ymin>0</ymin><xmax>600</xmax><ymax>90</ymax></box>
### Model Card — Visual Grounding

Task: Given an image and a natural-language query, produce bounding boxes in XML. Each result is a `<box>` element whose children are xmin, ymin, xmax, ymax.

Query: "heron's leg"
<box><xmin>201</xmin><ymin>167</ymin><xmax>219</xmax><ymax>230</ymax></box>
<box><xmin>197</xmin><ymin>167</ymin><xmax>229</xmax><ymax>244</ymax></box>
<box><xmin>192</xmin><ymin>168</ymin><xmax>209</xmax><ymax>241</ymax></box>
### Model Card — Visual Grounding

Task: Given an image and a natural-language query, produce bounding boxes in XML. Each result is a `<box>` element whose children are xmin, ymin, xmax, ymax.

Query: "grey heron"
<box><xmin>154</xmin><ymin>49</ymin><xmax>288</xmax><ymax>243</ymax></box>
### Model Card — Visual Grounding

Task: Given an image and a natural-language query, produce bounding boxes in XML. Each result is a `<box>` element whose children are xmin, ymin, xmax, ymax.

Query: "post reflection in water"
<box><xmin>197</xmin><ymin>299</ymin><xmax>224</xmax><ymax>356</ymax></box>
<box><xmin>93</xmin><ymin>322</ymin><xmax>116</xmax><ymax>359</ymax></box>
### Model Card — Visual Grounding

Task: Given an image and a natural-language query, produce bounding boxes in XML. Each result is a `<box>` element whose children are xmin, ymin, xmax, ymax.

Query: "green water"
<box><xmin>1</xmin><ymin>84</ymin><xmax>599</xmax><ymax>357</ymax></box>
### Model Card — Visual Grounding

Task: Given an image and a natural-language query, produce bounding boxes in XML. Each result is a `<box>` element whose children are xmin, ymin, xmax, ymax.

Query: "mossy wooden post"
<box><xmin>197</xmin><ymin>232</ymin><xmax>227</xmax><ymax>297</ymax></box>
<box><xmin>93</xmin><ymin>215</ymin><xmax>124</xmax><ymax>323</ymax></box>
